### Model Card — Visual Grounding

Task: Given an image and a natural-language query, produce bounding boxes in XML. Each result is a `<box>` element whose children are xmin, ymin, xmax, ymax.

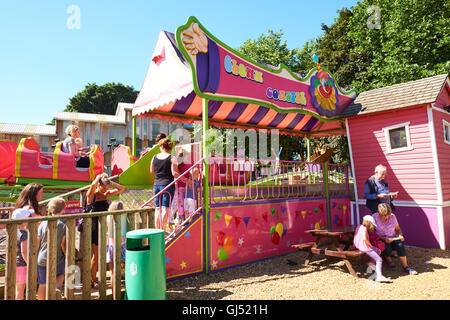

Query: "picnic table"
<box><xmin>292</xmin><ymin>225</ymin><xmax>368</xmax><ymax>277</ymax></box>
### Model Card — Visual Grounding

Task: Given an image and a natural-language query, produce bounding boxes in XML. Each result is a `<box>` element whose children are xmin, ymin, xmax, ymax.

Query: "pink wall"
<box><xmin>348</xmin><ymin>105</ymin><xmax>437</xmax><ymax>202</ymax></box>
<box><xmin>432</xmin><ymin>85</ymin><xmax>450</xmax><ymax>202</ymax></box>
<box><xmin>443</xmin><ymin>206</ymin><xmax>450</xmax><ymax>249</ymax></box>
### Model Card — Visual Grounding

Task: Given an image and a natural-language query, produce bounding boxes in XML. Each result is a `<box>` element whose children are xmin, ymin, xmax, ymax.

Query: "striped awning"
<box><xmin>133</xmin><ymin>30</ymin><xmax>348</xmax><ymax>137</ymax></box>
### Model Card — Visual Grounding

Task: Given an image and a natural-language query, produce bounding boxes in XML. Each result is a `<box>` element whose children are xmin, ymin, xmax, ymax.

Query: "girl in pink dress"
<box><xmin>354</xmin><ymin>215</ymin><xmax>391</xmax><ymax>282</ymax></box>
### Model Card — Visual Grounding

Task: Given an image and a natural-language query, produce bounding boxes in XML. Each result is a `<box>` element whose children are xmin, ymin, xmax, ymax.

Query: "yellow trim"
<box><xmin>88</xmin><ymin>145</ymin><xmax>99</xmax><ymax>181</ymax></box>
<box><xmin>52</xmin><ymin>142</ymin><xmax>62</xmax><ymax>180</ymax></box>
<box><xmin>125</xmin><ymin>145</ymin><xmax>135</xmax><ymax>166</ymax></box>
<box><xmin>15</xmin><ymin>138</ymin><xmax>26</xmax><ymax>177</ymax></box>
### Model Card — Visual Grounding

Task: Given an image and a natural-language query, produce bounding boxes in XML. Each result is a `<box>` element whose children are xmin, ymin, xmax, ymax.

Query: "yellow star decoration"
<box><xmin>180</xmin><ymin>261</ymin><xmax>187</xmax><ymax>269</ymax></box>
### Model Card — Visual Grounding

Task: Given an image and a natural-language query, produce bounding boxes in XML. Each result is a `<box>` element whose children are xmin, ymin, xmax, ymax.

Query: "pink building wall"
<box><xmin>348</xmin><ymin>105</ymin><xmax>437</xmax><ymax>203</ymax></box>
<box><xmin>432</xmin><ymin>84</ymin><xmax>450</xmax><ymax>202</ymax></box>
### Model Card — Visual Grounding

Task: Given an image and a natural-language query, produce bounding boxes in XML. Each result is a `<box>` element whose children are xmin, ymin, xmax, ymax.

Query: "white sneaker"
<box><xmin>375</xmin><ymin>275</ymin><xmax>391</xmax><ymax>282</ymax></box>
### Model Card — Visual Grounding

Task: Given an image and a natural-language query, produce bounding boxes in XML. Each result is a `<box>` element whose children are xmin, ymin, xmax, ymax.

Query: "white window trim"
<box><xmin>382</xmin><ymin>122</ymin><xmax>413</xmax><ymax>154</ymax></box>
<box><xmin>443</xmin><ymin>119</ymin><xmax>450</xmax><ymax>145</ymax></box>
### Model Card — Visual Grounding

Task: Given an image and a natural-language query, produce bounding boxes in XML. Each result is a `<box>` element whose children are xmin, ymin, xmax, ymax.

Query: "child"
<box><xmin>184</xmin><ymin>167</ymin><xmax>200</xmax><ymax>218</ymax></box>
<box><xmin>11</xmin><ymin>208</ymin><xmax>39</xmax><ymax>300</ymax></box>
<box><xmin>106</xmin><ymin>200</ymin><xmax>127</xmax><ymax>290</ymax></box>
<box><xmin>353</xmin><ymin>215</ymin><xmax>391</xmax><ymax>282</ymax></box>
<box><xmin>173</xmin><ymin>148</ymin><xmax>190</xmax><ymax>226</ymax></box>
<box><xmin>37</xmin><ymin>197</ymin><xmax>67</xmax><ymax>300</ymax></box>
<box><xmin>75</xmin><ymin>137</ymin><xmax>90</xmax><ymax>152</ymax></box>
<box><xmin>11</xmin><ymin>183</ymin><xmax>43</xmax><ymax>299</ymax></box>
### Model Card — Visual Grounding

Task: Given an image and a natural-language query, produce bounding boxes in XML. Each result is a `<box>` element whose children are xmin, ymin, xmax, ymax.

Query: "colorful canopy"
<box><xmin>133</xmin><ymin>18</ymin><xmax>357</xmax><ymax>137</ymax></box>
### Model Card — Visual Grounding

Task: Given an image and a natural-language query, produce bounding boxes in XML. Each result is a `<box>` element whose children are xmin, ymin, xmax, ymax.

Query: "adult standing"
<box><xmin>150</xmin><ymin>137</ymin><xmax>180</xmax><ymax>231</ymax></box>
<box><xmin>61</xmin><ymin>124</ymin><xmax>90</xmax><ymax>168</ymax></box>
<box><xmin>363</xmin><ymin>164</ymin><xmax>398</xmax><ymax>214</ymax></box>
<box><xmin>85</xmin><ymin>173</ymin><xmax>126</xmax><ymax>289</ymax></box>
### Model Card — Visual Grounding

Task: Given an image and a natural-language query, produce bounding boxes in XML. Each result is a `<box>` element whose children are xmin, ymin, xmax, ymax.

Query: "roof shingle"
<box><xmin>341</xmin><ymin>74</ymin><xmax>448</xmax><ymax>118</ymax></box>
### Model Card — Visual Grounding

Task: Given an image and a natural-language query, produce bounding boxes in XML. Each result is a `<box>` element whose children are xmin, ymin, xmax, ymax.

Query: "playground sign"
<box><xmin>176</xmin><ymin>16</ymin><xmax>357</xmax><ymax>120</ymax></box>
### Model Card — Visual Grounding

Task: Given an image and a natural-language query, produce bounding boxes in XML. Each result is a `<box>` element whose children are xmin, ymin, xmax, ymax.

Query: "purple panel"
<box><xmin>285</xmin><ymin>113</ymin><xmax>305</xmax><ymax>130</ymax></box>
<box><xmin>248</xmin><ymin>106</ymin><xmax>269</xmax><ymax>125</ymax></box>
<box><xmin>267</xmin><ymin>113</ymin><xmax>288</xmax><ymax>128</ymax></box>
<box><xmin>207</xmin><ymin>100</ymin><xmax>223</xmax><ymax>117</ymax></box>
<box><xmin>358</xmin><ymin>204</ymin><xmax>440</xmax><ymax>248</ymax></box>
<box><xmin>224</xmin><ymin>103</ymin><xmax>248</xmax><ymax>122</ymax></box>
<box><xmin>170</xmin><ymin>91</ymin><xmax>197</xmax><ymax>114</ymax></box>
<box><xmin>302</xmin><ymin>117</ymin><xmax>319</xmax><ymax>132</ymax></box>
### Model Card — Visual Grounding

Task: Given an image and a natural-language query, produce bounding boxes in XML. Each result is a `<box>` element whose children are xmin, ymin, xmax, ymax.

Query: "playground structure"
<box><xmin>130</xmin><ymin>16</ymin><xmax>357</xmax><ymax>280</ymax></box>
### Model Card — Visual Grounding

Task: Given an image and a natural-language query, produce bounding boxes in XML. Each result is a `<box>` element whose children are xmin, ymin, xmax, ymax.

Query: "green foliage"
<box><xmin>65</xmin><ymin>82</ymin><xmax>139</xmax><ymax>115</ymax></box>
<box><xmin>238</xmin><ymin>30</ymin><xmax>301</xmax><ymax>72</ymax></box>
<box><xmin>346</xmin><ymin>0</ymin><xmax>449</xmax><ymax>91</ymax></box>
<box><xmin>235</xmin><ymin>0</ymin><xmax>448</xmax><ymax>164</ymax></box>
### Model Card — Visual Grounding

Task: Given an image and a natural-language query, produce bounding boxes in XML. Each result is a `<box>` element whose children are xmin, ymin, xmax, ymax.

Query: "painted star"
<box><xmin>166</xmin><ymin>256</ymin><xmax>171</xmax><ymax>263</ymax></box>
<box><xmin>238</xmin><ymin>238</ymin><xmax>244</xmax><ymax>246</ymax></box>
<box><xmin>180</xmin><ymin>261</ymin><xmax>187</xmax><ymax>269</ymax></box>
<box><xmin>211</xmin><ymin>260</ymin><xmax>218</xmax><ymax>269</ymax></box>
<box><xmin>255</xmin><ymin>245</ymin><xmax>262</xmax><ymax>254</ymax></box>
<box><xmin>185</xmin><ymin>231</ymin><xmax>191</xmax><ymax>238</ymax></box>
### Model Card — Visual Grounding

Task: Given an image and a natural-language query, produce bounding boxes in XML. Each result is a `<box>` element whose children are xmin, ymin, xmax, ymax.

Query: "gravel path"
<box><xmin>1</xmin><ymin>226</ymin><xmax>449</xmax><ymax>300</ymax></box>
<box><xmin>166</xmin><ymin>247</ymin><xmax>450</xmax><ymax>300</ymax></box>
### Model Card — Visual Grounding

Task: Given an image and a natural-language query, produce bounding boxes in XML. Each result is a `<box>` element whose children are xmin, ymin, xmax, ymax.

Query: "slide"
<box><xmin>118</xmin><ymin>144</ymin><xmax>160</xmax><ymax>188</ymax></box>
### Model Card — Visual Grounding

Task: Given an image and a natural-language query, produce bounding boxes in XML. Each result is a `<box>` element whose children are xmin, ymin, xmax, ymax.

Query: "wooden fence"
<box><xmin>0</xmin><ymin>207</ymin><xmax>155</xmax><ymax>300</ymax></box>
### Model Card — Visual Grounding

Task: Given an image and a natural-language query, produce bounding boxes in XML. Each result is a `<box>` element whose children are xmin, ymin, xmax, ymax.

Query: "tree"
<box><xmin>65</xmin><ymin>82</ymin><xmax>139</xmax><ymax>115</ymax></box>
<box><xmin>347</xmin><ymin>0</ymin><xmax>449</xmax><ymax>92</ymax></box>
<box><xmin>237</xmin><ymin>30</ymin><xmax>306</xmax><ymax>161</ymax></box>
<box><xmin>238</xmin><ymin>30</ymin><xmax>301</xmax><ymax>72</ymax></box>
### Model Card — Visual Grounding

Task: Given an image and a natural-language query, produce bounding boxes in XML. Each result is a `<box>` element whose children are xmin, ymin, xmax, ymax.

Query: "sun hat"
<box><xmin>363</xmin><ymin>215</ymin><xmax>377</xmax><ymax>228</ymax></box>
<box><xmin>11</xmin><ymin>208</ymin><xmax>34</xmax><ymax>219</ymax></box>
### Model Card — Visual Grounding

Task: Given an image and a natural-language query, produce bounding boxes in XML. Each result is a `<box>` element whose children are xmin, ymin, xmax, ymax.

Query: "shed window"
<box><xmin>444</xmin><ymin>120</ymin><xmax>450</xmax><ymax>145</ymax></box>
<box><xmin>383</xmin><ymin>122</ymin><xmax>413</xmax><ymax>153</ymax></box>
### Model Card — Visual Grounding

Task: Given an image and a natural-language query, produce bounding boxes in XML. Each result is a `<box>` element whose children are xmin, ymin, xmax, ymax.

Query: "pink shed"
<box><xmin>343</xmin><ymin>74</ymin><xmax>450</xmax><ymax>249</ymax></box>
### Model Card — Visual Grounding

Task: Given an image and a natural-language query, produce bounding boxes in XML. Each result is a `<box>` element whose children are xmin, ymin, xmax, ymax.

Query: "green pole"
<box><xmin>132</xmin><ymin>116</ymin><xmax>137</xmax><ymax>157</ymax></box>
<box><xmin>323</xmin><ymin>161</ymin><xmax>331</xmax><ymax>228</ymax></box>
<box><xmin>202</xmin><ymin>98</ymin><xmax>210</xmax><ymax>274</ymax></box>
<box><xmin>306</xmin><ymin>136</ymin><xmax>311</xmax><ymax>162</ymax></box>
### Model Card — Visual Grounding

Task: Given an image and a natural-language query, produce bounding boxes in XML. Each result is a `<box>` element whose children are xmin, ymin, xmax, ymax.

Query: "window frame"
<box><xmin>382</xmin><ymin>122</ymin><xmax>413</xmax><ymax>154</ymax></box>
<box><xmin>443</xmin><ymin>119</ymin><xmax>450</xmax><ymax>145</ymax></box>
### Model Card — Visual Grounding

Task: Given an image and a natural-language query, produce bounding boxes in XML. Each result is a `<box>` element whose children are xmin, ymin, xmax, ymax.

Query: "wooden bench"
<box><xmin>291</xmin><ymin>242</ymin><xmax>370</xmax><ymax>277</ymax></box>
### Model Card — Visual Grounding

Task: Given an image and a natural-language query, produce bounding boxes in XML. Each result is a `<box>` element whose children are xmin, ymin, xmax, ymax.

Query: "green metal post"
<box><xmin>202</xmin><ymin>98</ymin><xmax>210</xmax><ymax>274</ymax></box>
<box><xmin>323</xmin><ymin>161</ymin><xmax>331</xmax><ymax>228</ymax></box>
<box><xmin>306</xmin><ymin>136</ymin><xmax>311</xmax><ymax>162</ymax></box>
<box><xmin>132</xmin><ymin>116</ymin><xmax>137</xmax><ymax>157</ymax></box>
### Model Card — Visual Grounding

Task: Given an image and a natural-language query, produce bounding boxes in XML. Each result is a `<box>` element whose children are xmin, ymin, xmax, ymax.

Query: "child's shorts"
<box><xmin>106</xmin><ymin>236</ymin><xmax>126</xmax><ymax>264</ymax></box>
<box><xmin>37</xmin><ymin>259</ymin><xmax>65</xmax><ymax>285</ymax></box>
<box><xmin>16</xmin><ymin>266</ymin><xmax>27</xmax><ymax>285</ymax></box>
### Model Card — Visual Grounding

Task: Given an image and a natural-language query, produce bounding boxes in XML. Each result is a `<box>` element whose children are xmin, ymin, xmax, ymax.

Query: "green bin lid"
<box><xmin>126</xmin><ymin>228</ymin><xmax>164</xmax><ymax>239</ymax></box>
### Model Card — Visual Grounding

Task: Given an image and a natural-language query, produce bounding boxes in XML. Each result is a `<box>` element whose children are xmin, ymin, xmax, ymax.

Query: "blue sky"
<box><xmin>0</xmin><ymin>0</ymin><xmax>358</xmax><ymax>125</ymax></box>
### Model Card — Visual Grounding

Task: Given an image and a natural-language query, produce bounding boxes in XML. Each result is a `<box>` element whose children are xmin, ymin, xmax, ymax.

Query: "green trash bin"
<box><xmin>125</xmin><ymin>229</ymin><xmax>166</xmax><ymax>300</ymax></box>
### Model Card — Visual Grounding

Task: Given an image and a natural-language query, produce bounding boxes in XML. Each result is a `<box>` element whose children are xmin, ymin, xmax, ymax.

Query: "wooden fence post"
<box><xmin>46</xmin><ymin>220</ymin><xmax>57</xmax><ymax>300</ymax></box>
<box><xmin>64</xmin><ymin>218</ymin><xmax>76</xmax><ymax>300</ymax></box>
<box><xmin>113</xmin><ymin>214</ymin><xmax>122</xmax><ymax>300</ymax></box>
<box><xmin>97</xmin><ymin>215</ymin><xmax>107</xmax><ymax>300</ymax></box>
<box><xmin>5</xmin><ymin>224</ymin><xmax>17</xmax><ymax>300</ymax></box>
<box><xmin>81</xmin><ymin>217</ymin><xmax>92</xmax><ymax>300</ymax></box>
<box><xmin>26</xmin><ymin>222</ymin><xmax>38</xmax><ymax>300</ymax></box>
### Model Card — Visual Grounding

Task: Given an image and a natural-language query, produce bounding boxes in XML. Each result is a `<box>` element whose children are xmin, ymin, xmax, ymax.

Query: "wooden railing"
<box><xmin>0</xmin><ymin>207</ymin><xmax>154</xmax><ymax>300</ymax></box>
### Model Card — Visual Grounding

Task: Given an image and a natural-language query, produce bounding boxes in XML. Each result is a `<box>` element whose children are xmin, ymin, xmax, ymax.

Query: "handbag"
<box><xmin>77</xmin><ymin>202</ymin><xmax>95</xmax><ymax>232</ymax></box>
